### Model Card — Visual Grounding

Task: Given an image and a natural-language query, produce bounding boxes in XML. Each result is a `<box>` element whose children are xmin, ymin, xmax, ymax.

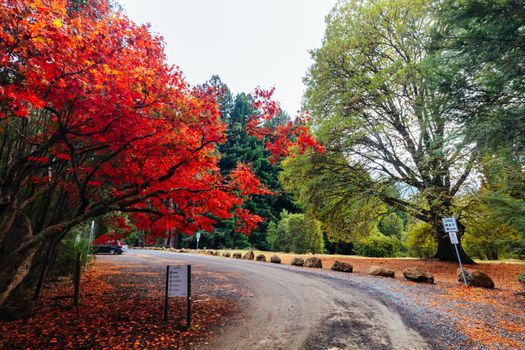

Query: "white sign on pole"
<box><xmin>168</xmin><ymin>265</ymin><xmax>188</xmax><ymax>297</ymax></box>
<box><xmin>442</xmin><ymin>217</ymin><xmax>468</xmax><ymax>285</ymax></box>
<box><xmin>442</xmin><ymin>217</ymin><xmax>459</xmax><ymax>233</ymax></box>
<box><xmin>448</xmin><ymin>231</ymin><xmax>459</xmax><ymax>245</ymax></box>
<box><xmin>196</xmin><ymin>232</ymin><xmax>201</xmax><ymax>242</ymax></box>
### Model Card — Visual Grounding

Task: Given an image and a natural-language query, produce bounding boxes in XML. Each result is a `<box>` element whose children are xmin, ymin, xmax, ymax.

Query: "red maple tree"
<box><xmin>0</xmin><ymin>0</ymin><xmax>321</xmax><ymax>304</ymax></box>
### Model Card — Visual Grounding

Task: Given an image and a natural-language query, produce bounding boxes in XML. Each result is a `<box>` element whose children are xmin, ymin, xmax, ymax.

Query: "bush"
<box><xmin>354</xmin><ymin>235</ymin><xmax>402</xmax><ymax>258</ymax></box>
<box><xmin>266</xmin><ymin>211</ymin><xmax>323</xmax><ymax>254</ymax></box>
<box><xmin>509</xmin><ymin>239</ymin><xmax>525</xmax><ymax>259</ymax></box>
<box><xmin>266</xmin><ymin>215</ymin><xmax>293</xmax><ymax>252</ymax></box>
<box><xmin>462</xmin><ymin>214</ymin><xmax>520</xmax><ymax>260</ymax></box>
<box><xmin>405</xmin><ymin>222</ymin><xmax>436</xmax><ymax>258</ymax></box>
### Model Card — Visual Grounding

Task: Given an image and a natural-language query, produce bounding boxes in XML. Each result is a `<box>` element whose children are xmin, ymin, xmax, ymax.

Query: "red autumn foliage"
<box><xmin>0</xmin><ymin>0</ymin><xmax>322</xmax><ymax>244</ymax></box>
<box><xmin>248</xmin><ymin>87</ymin><xmax>324</xmax><ymax>163</ymax></box>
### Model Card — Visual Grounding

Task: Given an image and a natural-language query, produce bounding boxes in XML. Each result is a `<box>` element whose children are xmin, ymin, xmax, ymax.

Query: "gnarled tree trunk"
<box><xmin>0</xmin><ymin>212</ymin><xmax>40</xmax><ymax>305</ymax></box>
<box><xmin>431</xmin><ymin>215</ymin><xmax>475</xmax><ymax>264</ymax></box>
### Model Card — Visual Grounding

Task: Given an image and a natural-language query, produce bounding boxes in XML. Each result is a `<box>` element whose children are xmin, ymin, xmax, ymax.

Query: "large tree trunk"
<box><xmin>433</xmin><ymin>233</ymin><xmax>475</xmax><ymax>264</ymax></box>
<box><xmin>0</xmin><ymin>212</ymin><xmax>40</xmax><ymax>305</ymax></box>
<box><xmin>33</xmin><ymin>241</ymin><xmax>53</xmax><ymax>300</ymax></box>
<box><xmin>432</xmin><ymin>217</ymin><xmax>475</xmax><ymax>264</ymax></box>
<box><xmin>169</xmin><ymin>230</ymin><xmax>178</xmax><ymax>249</ymax></box>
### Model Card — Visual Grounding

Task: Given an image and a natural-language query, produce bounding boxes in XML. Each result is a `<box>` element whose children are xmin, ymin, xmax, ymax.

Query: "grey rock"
<box><xmin>369</xmin><ymin>265</ymin><xmax>395</xmax><ymax>278</ymax></box>
<box><xmin>304</xmin><ymin>257</ymin><xmax>322</xmax><ymax>268</ymax></box>
<box><xmin>403</xmin><ymin>267</ymin><xmax>434</xmax><ymax>284</ymax></box>
<box><xmin>331</xmin><ymin>261</ymin><xmax>353</xmax><ymax>273</ymax></box>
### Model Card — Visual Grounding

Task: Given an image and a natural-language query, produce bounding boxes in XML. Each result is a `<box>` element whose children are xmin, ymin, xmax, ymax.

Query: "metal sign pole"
<box><xmin>196</xmin><ymin>232</ymin><xmax>201</xmax><ymax>250</ymax></box>
<box><xmin>85</xmin><ymin>220</ymin><xmax>95</xmax><ymax>268</ymax></box>
<box><xmin>187</xmin><ymin>265</ymin><xmax>192</xmax><ymax>329</ymax></box>
<box><xmin>164</xmin><ymin>265</ymin><xmax>170</xmax><ymax>322</ymax></box>
<box><xmin>442</xmin><ymin>218</ymin><xmax>468</xmax><ymax>286</ymax></box>
<box><xmin>454</xmin><ymin>243</ymin><xmax>468</xmax><ymax>285</ymax></box>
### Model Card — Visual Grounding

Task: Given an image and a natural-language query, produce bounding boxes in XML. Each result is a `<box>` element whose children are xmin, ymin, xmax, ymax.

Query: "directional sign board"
<box><xmin>168</xmin><ymin>265</ymin><xmax>188</xmax><ymax>297</ymax></box>
<box><xmin>164</xmin><ymin>265</ymin><xmax>192</xmax><ymax>325</ymax></box>
<box><xmin>442</xmin><ymin>217</ymin><xmax>459</xmax><ymax>233</ymax></box>
<box><xmin>441</xmin><ymin>217</ymin><xmax>467</xmax><ymax>285</ymax></box>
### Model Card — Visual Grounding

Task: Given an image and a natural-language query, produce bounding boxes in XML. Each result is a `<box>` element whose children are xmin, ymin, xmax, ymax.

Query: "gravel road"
<box><xmin>124</xmin><ymin>250</ymin><xmax>455</xmax><ymax>350</ymax></box>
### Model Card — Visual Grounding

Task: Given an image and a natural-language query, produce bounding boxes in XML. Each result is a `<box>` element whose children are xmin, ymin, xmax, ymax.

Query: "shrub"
<box><xmin>462</xmin><ymin>215</ymin><xmax>520</xmax><ymax>260</ymax></box>
<box><xmin>354</xmin><ymin>235</ymin><xmax>402</xmax><ymax>258</ymax></box>
<box><xmin>266</xmin><ymin>210</ymin><xmax>323</xmax><ymax>254</ymax></box>
<box><xmin>405</xmin><ymin>222</ymin><xmax>436</xmax><ymax>258</ymax></box>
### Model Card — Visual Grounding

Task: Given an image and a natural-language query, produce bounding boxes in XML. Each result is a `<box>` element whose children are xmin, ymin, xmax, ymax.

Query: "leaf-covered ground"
<box><xmin>0</xmin><ymin>254</ymin><xmax>245</xmax><ymax>349</ymax></box>
<box><xmin>2</xmin><ymin>249</ymin><xmax>523</xmax><ymax>349</ymax></box>
<box><xmin>196</xmin><ymin>249</ymin><xmax>525</xmax><ymax>349</ymax></box>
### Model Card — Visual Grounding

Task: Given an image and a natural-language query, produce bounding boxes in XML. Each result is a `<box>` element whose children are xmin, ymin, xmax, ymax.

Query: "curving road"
<box><xmin>125</xmin><ymin>250</ymin><xmax>431</xmax><ymax>350</ymax></box>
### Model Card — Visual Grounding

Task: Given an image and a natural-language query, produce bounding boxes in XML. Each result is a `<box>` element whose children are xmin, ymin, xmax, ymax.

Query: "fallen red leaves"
<box><xmin>0</xmin><ymin>259</ymin><xmax>238</xmax><ymax>349</ymax></box>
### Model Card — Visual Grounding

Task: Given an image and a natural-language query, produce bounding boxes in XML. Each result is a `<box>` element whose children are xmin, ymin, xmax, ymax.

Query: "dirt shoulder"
<box><xmin>199</xmin><ymin>249</ymin><xmax>524</xmax><ymax>291</ymax></box>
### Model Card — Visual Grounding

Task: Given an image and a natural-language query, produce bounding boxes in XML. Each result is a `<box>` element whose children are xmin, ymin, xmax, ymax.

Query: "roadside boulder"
<box><xmin>270</xmin><ymin>255</ymin><xmax>281</xmax><ymax>263</ymax></box>
<box><xmin>304</xmin><ymin>257</ymin><xmax>323</xmax><ymax>268</ymax></box>
<box><xmin>403</xmin><ymin>267</ymin><xmax>434</xmax><ymax>284</ymax></box>
<box><xmin>256</xmin><ymin>254</ymin><xmax>266</xmax><ymax>262</ymax></box>
<box><xmin>458</xmin><ymin>268</ymin><xmax>494</xmax><ymax>289</ymax></box>
<box><xmin>178</xmin><ymin>249</ymin><xmax>186</xmax><ymax>253</ymax></box>
<box><xmin>232</xmin><ymin>252</ymin><xmax>242</xmax><ymax>259</ymax></box>
<box><xmin>369</xmin><ymin>265</ymin><xmax>395</xmax><ymax>278</ymax></box>
<box><xmin>331</xmin><ymin>261</ymin><xmax>353</xmax><ymax>273</ymax></box>
<box><xmin>242</xmin><ymin>250</ymin><xmax>255</xmax><ymax>260</ymax></box>
<box><xmin>222</xmin><ymin>252</ymin><xmax>231</xmax><ymax>257</ymax></box>
<box><xmin>291</xmin><ymin>257</ymin><xmax>304</xmax><ymax>266</ymax></box>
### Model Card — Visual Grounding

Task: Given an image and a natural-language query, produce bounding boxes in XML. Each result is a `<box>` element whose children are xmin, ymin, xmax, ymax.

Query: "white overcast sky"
<box><xmin>119</xmin><ymin>0</ymin><xmax>337</xmax><ymax>115</ymax></box>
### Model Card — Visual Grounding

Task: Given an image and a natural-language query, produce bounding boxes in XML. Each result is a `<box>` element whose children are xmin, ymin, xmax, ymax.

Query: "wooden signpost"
<box><xmin>164</xmin><ymin>265</ymin><xmax>192</xmax><ymax>328</ymax></box>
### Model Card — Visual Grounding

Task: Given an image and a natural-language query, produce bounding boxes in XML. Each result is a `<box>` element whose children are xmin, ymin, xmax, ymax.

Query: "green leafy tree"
<box><xmin>291</xmin><ymin>214</ymin><xmax>324</xmax><ymax>254</ymax></box>
<box><xmin>458</xmin><ymin>156</ymin><xmax>525</xmax><ymax>260</ymax></box>
<box><xmin>280</xmin><ymin>151</ymin><xmax>381</xmax><ymax>246</ymax></box>
<box><xmin>478</xmin><ymin>154</ymin><xmax>525</xmax><ymax>236</ymax></box>
<box><xmin>378</xmin><ymin>212</ymin><xmax>405</xmax><ymax>237</ymax></box>
<box><xmin>431</xmin><ymin>0</ymin><xmax>525</xmax><ymax>152</ymax></box>
<box><xmin>354</xmin><ymin>234</ymin><xmax>403</xmax><ymax>258</ymax></box>
<box><xmin>186</xmin><ymin>230</ymin><xmax>250</xmax><ymax>250</ymax></box>
<box><xmin>266</xmin><ymin>210</ymin><xmax>294</xmax><ymax>252</ymax></box>
<box><xmin>431</xmin><ymin>0</ymin><xmax>524</xmax><ymax>275</ymax></box>
<box><xmin>305</xmin><ymin>0</ymin><xmax>478</xmax><ymax>262</ymax></box>
<box><xmin>405</xmin><ymin>222</ymin><xmax>437</xmax><ymax>258</ymax></box>
<box><xmin>266</xmin><ymin>210</ymin><xmax>324</xmax><ymax>254</ymax></box>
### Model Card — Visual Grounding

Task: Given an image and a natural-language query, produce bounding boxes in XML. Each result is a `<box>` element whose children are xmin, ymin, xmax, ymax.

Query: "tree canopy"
<box><xmin>304</xmin><ymin>0</ymin><xmax>479</xmax><ymax>262</ymax></box>
<box><xmin>0</xmin><ymin>0</ymin><xmax>320</xmax><ymax>305</ymax></box>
